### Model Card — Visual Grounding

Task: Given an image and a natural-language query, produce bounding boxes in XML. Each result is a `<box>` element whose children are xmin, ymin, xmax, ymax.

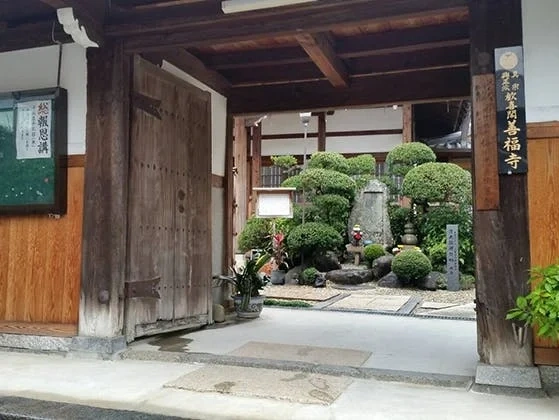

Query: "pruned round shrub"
<box><xmin>271</xmin><ymin>155</ymin><xmax>298</xmax><ymax>169</ymax></box>
<box><xmin>386</xmin><ymin>143</ymin><xmax>436</xmax><ymax>177</ymax></box>
<box><xmin>428</xmin><ymin>242</ymin><xmax>447</xmax><ymax>272</ymax></box>
<box><xmin>286</xmin><ymin>222</ymin><xmax>343</xmax><ymax>258</ymax></box>
<box><xmin>346</xmin><ymin>154</ymin><xmax>376</xmax><ymax>176</ymax></box>
<box><xmin>282</xmin><ymin>168</ymin><xmax>357</xmax><ymax>203</ymax></box>
<box><xmin>402</xmin><ymin>162</ymin><xmax>472</xmax><ymax>205</ymax></box>
<box><xmin>311</xmin><ymin>194</ymin><xmax>350</xmax><ymax>235</ymax></box>
<box><xmin>391</xmin><ymin>250</ymin><xmax>432</xmax><ymax>285</ymax></box>
<box><xmin>301</xmin><ymin>267</ymin><xmax>319</xmax><ymax>286</ymax></box>
<box><xmin>308</xmin><ymin>152</ymin><xmax>350</xmax><ymax>174</ymax></box>
<box><xmin>237</xmin><ymin>217</ymin><xmax>270</xmax><ymax>253</ymax></box>
<box><xmin>363</xmin><ymin>244</ymin><xmax>386</xmax><ymax>268</ymax></box>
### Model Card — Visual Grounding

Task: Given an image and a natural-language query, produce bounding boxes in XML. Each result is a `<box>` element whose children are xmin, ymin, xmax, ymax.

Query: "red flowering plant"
<box><xmin>272</xmin><ymin>232</ymin><xmax>289</xmax><ymax>271</ymax></box>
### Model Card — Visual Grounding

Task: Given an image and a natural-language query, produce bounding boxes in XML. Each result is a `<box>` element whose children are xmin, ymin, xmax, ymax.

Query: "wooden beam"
<box><xmin>0</xmin><ymin>21</ymin><xmax>72</xmax><ymax>53</ymax></box>
<box><xmin>142</xmin><ymin>48</ymin><xmax>231</xmax><ymax>96</ymax></box>
<box><xmin>224</xmin><ymin>114</ymin><xmax>235</xmax><ymax>273</ymax></box>
<box><xmin>251</xmin><ymin>124</ymin><xmax>262</xmax><ymax>189</ymax></box>
<box><xmin>119</xmin><ymin>2</ymin><xmax>469</xmax><ymax>52</ymax></box>
<box><xmin>229</xmin><ymin>67</ymin><xmax>470</xmax><ymax>114</ymax></box>
<box><xmin>262</xmin><ymin>128</ymin><xmax>402</xmax><ymax>140</ymax></box>
<box><xmin>317</xmin><ymin>112</ymin><xmax>326</xmax><ymax>151</ymax></box>
<box><xmin>402</xmin><ymin>104</ymin><xmax>413</xmax><ymax>143</ymax></box>
<box><xmin>296</xmin><ymin>32</ymin><xmax>349</xmax><ymax>88</ymax></box>
<box><xmin>125</xmin><ymin>0</ymin><xmax>207</xmax><ymax>10</ymax></box>
<box><xmin>80</xmin><ymin>41</ymin><xmax>131</xmax><ymax>338</ymax></box>
<box><xmin>224</xmin><ymin>45</ymin><xmax>469</xmax><ymax>87</ymax></box>
<box><xmin>470</xmin><ymin>0</ymin><xmax>532</xmax><ymax>367</ymax></box>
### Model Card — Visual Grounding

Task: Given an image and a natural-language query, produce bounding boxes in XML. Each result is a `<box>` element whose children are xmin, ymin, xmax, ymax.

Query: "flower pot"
<box><xmin>270</xmin><ymin>269</ymin><xmax>286</xmax><ymax>285</ymax></box>
<box><xmin>233</xmin><ymin>295</ymin><xmax>265</xmax><ymax>319</ymax></box>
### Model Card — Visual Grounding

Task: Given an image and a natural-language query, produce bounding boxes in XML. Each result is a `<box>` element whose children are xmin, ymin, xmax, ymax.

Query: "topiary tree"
<box><xmin>271</xmin><ymin>155</ymin><xmax>298</xmax><ymax>170</ymax></box>
<box><xmin>346</xmin><ymin>154</ymin><xmax>376</xmax><ymax>175</ymax></box>
<box><xmin>311</xmin><ymin>194</ymin><xmax>350</xmax><ymax>235</ymax></box>
<box><xmin>391</xmin><ymin>250</ymin><xmax>432</xmax><ymax>285</ymax></box>
<box><xmin>237</xmin><ymin>217</ymin><xmax>271</xmax><ymax>253</ymax></box>
<box><xmin>286</xmin><ymin>222</ymin><xmax>343</xmax><ymax>258</ymax></box>
<box><xmin>363</xmin><ymin>244</ymin><xmax>386</xmax><ymax>268</ymax></box>
<box><xmin>402</xmin><ymin>162</ymin><xmax>472</xmax><ymax>206</ymax></box>
<box><xmin>308</xmin><ymin>151</ymin><xmax>350</xmax><ymax>174</ymax></box>
<box><xmin>385</xmin><ymin>142</ymin><xmax>437</xmax><ymax>177</ymax></box>
<box><xmin>282</xmin><ymin>168</ymin><xmax>357</xmax><ymax>203</ymax></box>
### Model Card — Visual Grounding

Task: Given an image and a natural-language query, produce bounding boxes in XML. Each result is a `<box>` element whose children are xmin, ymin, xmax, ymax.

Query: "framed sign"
<box><xmin>253</xmin><ymin>187</ymin><xmax>296</xmax><ymax>219</ymax></box>
<box><xmin>0</xmin><ymin>88</ymin><xmax>68</xmax><ymax>215</ymax></box>
<box><xmin>494</xmin><ymin>46</ymin><xmax>527</xmax><ymax>174</ymax></box>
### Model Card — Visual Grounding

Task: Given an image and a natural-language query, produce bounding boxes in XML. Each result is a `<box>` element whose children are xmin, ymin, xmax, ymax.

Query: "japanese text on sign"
<box><xmin>15</xmin><ymin>100</ymin><xmax>52</xmax><ymax>160</ymax></box>
<box><xmin>494</xmin><ymin>46</ymin><xmax>527</xmax><ymax>174</ymax></box>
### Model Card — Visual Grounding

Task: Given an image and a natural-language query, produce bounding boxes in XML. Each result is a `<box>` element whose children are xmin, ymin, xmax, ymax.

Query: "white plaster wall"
<box><xmin>261</xmin><ymin>107</ymin><xmax>403</xmax><ymax>156</ymax></box>
<box><xmin>161</xmin><ymin>61</ymin><xmax>228</xmax><ymax>277</ymax></box>
<box><xmin>161</xmin><ymin>61</ymin><xmax>227</xmax><ymax>176</ymax></box>
<box><xmin>522</xmin><ymin>0</ymin><xmax>559</xmax><ymax>122</ymax></box>
<box><xmin>0</xmin><ymin>44</ymin><xmax>87</xmax><ymax>155</ymax></box>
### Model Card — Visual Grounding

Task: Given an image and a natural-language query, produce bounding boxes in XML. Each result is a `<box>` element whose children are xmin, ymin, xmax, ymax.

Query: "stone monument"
<box><xmin>348</xmin><ymin>179</ymin><xmax>393</xmax><ymax>246</ymax></box>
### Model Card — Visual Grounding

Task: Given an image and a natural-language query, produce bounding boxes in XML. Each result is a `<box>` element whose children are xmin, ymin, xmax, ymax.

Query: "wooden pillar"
<box><xmin>470</xmin><ymin>0</ymin><xmax>532</xmax><ymax>366</ymax></box>
<box><xmin>80</xmin><ymin>41</ymin><xmax>131</xmax><ymax>338</ymax></box>
<box><xmin>317</xmin><ymin>112</ymin><xmax>326</xmax><ymax>151</ymax></box>
<box><xmin>232</xmin><ymin>118</ymin><xmax>248</xmax><ymax>253</ymax></box>
<box><xmin>402</xmin><ymin>104</ymin><xmax>413</xmax><ymax>143</ymax></box>
<box><xmin>223</xmin><ymin>113</ymin><xmax>235</xmax><ymax>272</ymax></box>
<box><xmin>251</xmin><ymin>124</ymin><xmax>262</xmax><ymax>189</ymax></box>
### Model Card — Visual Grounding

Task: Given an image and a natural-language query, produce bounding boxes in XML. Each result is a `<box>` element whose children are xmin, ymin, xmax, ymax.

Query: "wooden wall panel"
<box><xmin>0</xmin><ymin>165</ymin><xmax>83</xmax><ymax>334</ymax></box>
<box><xmin>527</xmin><ymin>122</ymin><xmax>559</xmax><ymax>364</ymax></box>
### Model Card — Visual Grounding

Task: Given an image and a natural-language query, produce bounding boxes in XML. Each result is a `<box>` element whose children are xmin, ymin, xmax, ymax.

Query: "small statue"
<box><xmin>351</xmin><ymin>224</ymin><xmax>363</xmax><ymax>246</ymax></box>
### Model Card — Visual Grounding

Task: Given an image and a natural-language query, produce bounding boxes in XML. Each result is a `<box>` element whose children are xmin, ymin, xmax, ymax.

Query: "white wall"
<box><xmin>0</xmin><ymin>44</ymin><xmax>87</xmax><ymax>155</ymax></box>
<box><xmin>261</xmin><ymin>106</ymin><xmax>403</xmax><ymax>156</ymax></box>
<box><xmin>522</xmin><ymin>0</ymin><xmax>559</xmax><ymax>122</ymax></box>
<box><xmin>161</xmin><ymin>61</ymin><xmax>228</xmax><ymax>277</ymax></box>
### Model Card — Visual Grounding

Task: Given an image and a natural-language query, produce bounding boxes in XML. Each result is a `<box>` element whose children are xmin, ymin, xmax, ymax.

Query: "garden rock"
<box><xmin>325</xmin><ymin>269</ymin><xmax>373</xmax><ymax>285</ymax></box>
<box><xmin>314</xmin><ymin>251</ymin><xmax>342</xmax><ymax>272</ymax></box>
<box><xmin>314</xmin><ymin>273</ymin><xmax>327</xmax><ymax>288</ymax></box>
<box><xmin>285</xmin><ymin>266</ymin><xmax>304</xmax><ymax>285</ymax></box>
<box><xmin>372</xmin><ymin>255</ymin><xmax>394</xmax><ymax>279</ymax></box>
<box><xmin>377</xmin><ymin>271</ymin><xmax>404</xmax><ymax>288</ymax></box>
<box><xmin>418</xmin><ymin>272</ymin><xmax>440</xmax><ymax>291</ymax></box>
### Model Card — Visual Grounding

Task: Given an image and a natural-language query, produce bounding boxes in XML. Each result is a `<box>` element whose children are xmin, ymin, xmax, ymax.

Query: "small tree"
<box><xmin>385</xmin><ymin>142</ymin><xmax>437</xmax><ymax>177</ymax></box>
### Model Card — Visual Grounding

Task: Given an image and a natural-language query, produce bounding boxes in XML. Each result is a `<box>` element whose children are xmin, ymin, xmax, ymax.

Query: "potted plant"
<box><xmin>270</xmin><ymin>232</ymin><xmax>289</xmax><ymax>285</ymax></box>
<box><xmin>507</xmin><ymin>262</ymin><xmax>559</xmax><ymax>343</ymax></box>
<box><xmin>227</xmin><ymin>253</ymin><xmax>271</xmax><ymax>319</ymax></box>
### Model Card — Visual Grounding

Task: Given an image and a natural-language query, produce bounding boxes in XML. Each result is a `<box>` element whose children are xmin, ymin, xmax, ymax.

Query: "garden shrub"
<box><xmin>459</xmin><ymin>274</ymin><xmax>476</xmax><ymax>290</ymax></box>
<box><xmin>271</xmin><ymin>155</ymin><xmax>298</xmax><ymax>169</ymax></box>
<box><xmin>286</xmin><ymin>222</ymin><xmax>343</xmax><ymax>258</ymax></box>
<box><xmin>363</xmin><ymin>244</ymin><xmax>386</xmax><ymax>268</ymax></box>
<box><xmin>391</xmin><ymin>250</ymin><xmax>432</xmax><ymax>285</ymax></box>
<box><xmin>387</xmin><ymin>205</ymin><xmax>413</xmax><ymax>244</ymax></box>
<box><xmin>346</xmin><ymin>154</ymin><xmax>376</xmax><ymax>175</ymax></box>
<box><xmin>402</xmin><ymin>162</ymin><xmax>472</xmax><ymax>205</ymax></box>
<box><xmin>237</xmin><ymin>217</ymin><xmax>271</xmax><ymax>253</ymax></box>
<box><xmin>419</xmin><ymin>205</ymin><xmax>474</xmax><ymax>275</ymax></box>
<box><xmin>386</xmin><ymin>143</ymin><xmax>436</xmax><ymax>177</ymax></box>
<box><xmin>428</xmin><ymin>242</ymin><xmax>447</xmax><ymax>272</ymax></box>
<box><xmin>300</xmin><ymin>267</ymin><xmax>319</xmax><ymax>286</ymax></box>
<box><xmin>282</xmin><ymin>168</ymin><xmax>357</xmax><ymax>203</ymax></box>
<box><xmin>308</xmin><ymin>151</ymin><xmax>350</xmax><ymax>174</ymax></box>
<box><xmin>311</xmin><ymin>194</ymin><xmax>350</xmax><ymax>235</ymax></box>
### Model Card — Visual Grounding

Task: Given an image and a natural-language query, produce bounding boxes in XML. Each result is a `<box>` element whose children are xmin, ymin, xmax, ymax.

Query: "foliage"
<box><xmin>237</xmin><ymin>217</ymin><xmax>271</xmax><ymax>253</ymax></box>
<box><xmin>286</xmin><ymin>222</ymin><xmax>343</xmax><ymax>258</ymax></box>
<box><xmin>272</xmin><ymin>232</ymin><xmax>288</xmax><ymax>270</ymax></box>
<box><xmin>402</xmin><ymin>162</ymin><xmax>472</xmax><ymax>205</ymax></box>
<box><xmin>459</xmin><ymin>274</ymin><xmax>476</xmax><ymax>290</ymax></box>
<box><xmin>271</xmin><ymin>155</ymin><xmax>298</xmax><ymax>169</ymax></box>
<box><xmin>391</xmin><ymin>250</ymin><xmax>432</xmax><ymax>285</ymax></box>
<box><xmin>301</xmin><ymin>267</ymin><xmax>320</xmax><ymax>286</ymax></box>
<box><xmin>310</xmin><ymin>194</ymin><xmax>350</xmax><ymax>235</ymax></box>
<box><xmin>264</xmin><ymin>299</ymin><xmax>313</xmax><ymax>308</ymax></box>
<box><xmin>418</xmin><ymin>205</ymin><xmax>474</xmax><ymax>275</ymax></box>
<box><xmin>224</xmin><ymin>254</ymin><xmax>271</xmax><ymax>310</ymax></box>
<box><xmin>506</xmin><ymin>263</ymin><xmax>559</xmax><ymax>342</ymax></box>
<box><xmin>363</xmin><ymin>244</ymin><xmax>386</xmax><ymax>268</ymax></box>
<box><xmin>282</xmin><ymin>168</ymin><xmax>357</xmax><ymax>203</ymax></box>
<box><xmin>385</xmin><ymin>142</ymin><xmax>436</xmax><ymax>177</ymax></box>
<box><xmin>387</xmin><ymin>205</ymin><xmax>413</xmax><ymax>245</ymax></box>
<box><xmin>346</xmin><ymin>154</ymin><xmax>376</xmax><ymax>176</ymax></box>
<box><xmin>308</xmin><ymin>151</ymin><xmax>350</xmax><ymax>174</ymax></box>
<box><xmin>428</xmin><ymin>242</ymin><xmax>447</xmax><ymax>272</ymax></box>
<box><xmin>353</xmin><ymin>175</ymin><xmax>373</xmax><ymax>191</ymax></box>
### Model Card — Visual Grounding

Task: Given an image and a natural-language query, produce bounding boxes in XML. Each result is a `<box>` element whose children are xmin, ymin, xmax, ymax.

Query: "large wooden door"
<box><xmin>124</xmin><ymin>56</ymin><xmax>212</xmax><ymax>342</ymax></box>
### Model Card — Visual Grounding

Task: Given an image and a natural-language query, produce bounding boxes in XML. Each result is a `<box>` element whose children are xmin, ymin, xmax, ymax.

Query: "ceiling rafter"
<box><xmin>295</xmin><ymin>32</ymin><xmax>349</xmax><ymax>88</ymax></box>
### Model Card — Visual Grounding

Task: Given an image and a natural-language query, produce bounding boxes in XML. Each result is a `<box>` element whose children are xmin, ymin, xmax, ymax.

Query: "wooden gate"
<box><xmin>124</xmin><ymin>56</ymin><xmax>212</xmax><ymax>342</ymax></box>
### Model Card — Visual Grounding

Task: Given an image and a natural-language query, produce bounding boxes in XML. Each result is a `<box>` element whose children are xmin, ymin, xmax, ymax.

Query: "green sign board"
<box><xmin>0</xmin><ymin>88</ymin><xmax>67</xmax><ymax>215</ymax></box>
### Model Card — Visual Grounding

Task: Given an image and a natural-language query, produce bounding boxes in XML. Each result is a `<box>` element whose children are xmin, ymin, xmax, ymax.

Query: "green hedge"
<box><xmin>237</xmin><ymin>217</ymin><xmax>271</xmax><ymax>253</ymax></box>
<box><xmin>346</xmin><ymin>154</ymin><xmax>376</xmax><ymax>176</ymax></box>
<box><xmin>385</xmin><ymin>143</ymin><xmax>436</xmax><ymax>177</ymax></box>
<box><xmin>282</xmin><ymin>168</ymin><xmax>357</xmax><ymax>202</ymax></box>
<box><xmin>286</xmin><ymin>222</ymin><xmax>343</xmax><ymax>258</ymax></box>
<box><xmin>391</xmin><ymin>250</ymin><xmax>432</xmax><ymax>285</ymax></box>
<box><xmin>308</xmin><ymin>152</ymin><xmax>350</xmax><ymax>173</ymax></box>
<box><xmin>402</xmin><ymin>162</ymin><xmax>472</xmax><ymax>205</ymax></box>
